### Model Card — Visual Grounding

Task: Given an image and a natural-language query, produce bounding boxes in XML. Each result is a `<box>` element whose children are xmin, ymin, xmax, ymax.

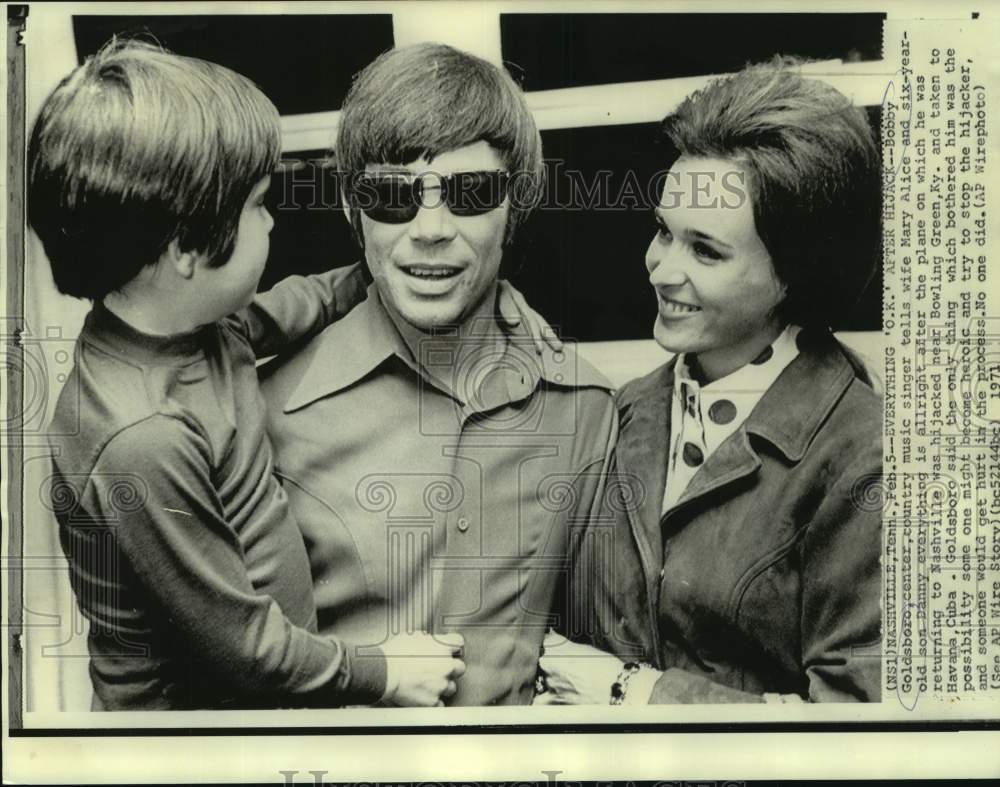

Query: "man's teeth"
<box><xmin>404</xmin><ymin>266</ymin><xmax>460</xmax><ymax>278</ymax></box>
<box><xmin>663</xmin><ymin>300</ymin><xmax>700</xmax><ymax>313</ymax></box>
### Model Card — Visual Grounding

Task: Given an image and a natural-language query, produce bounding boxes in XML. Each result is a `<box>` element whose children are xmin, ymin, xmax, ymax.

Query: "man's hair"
<box><xmin>660</xmin><ymin>56</ymin><xmax>881</xmax><ymax>329</ymax></box>
<box><xmin>27</xmin><ymin>38</ymin><xmax>281</xmax><ymax>301</ymax></box>
<box><xmin>336</xmin><ymin>42</ymin><xmax>544</xmax><ymax>245</ymax></box>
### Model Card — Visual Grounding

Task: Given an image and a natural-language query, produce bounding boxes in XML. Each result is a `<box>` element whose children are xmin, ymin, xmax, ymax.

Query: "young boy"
<box><xmin>27</xmin><ymin>40</ymin><xmax>470</xmax><ymax>710</ymax></box>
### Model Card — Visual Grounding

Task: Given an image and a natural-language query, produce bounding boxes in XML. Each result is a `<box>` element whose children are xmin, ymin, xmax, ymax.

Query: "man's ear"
<box><xmin>340</xmin><ymin>190</ymin><xmax>352</xmax><ymax>227</ymax></box>
<box><xmin>341</xmin><ymin>191</ymin><xmax>364</xmax><ymax>250</ymax></box>
<box><xmin>164</xmin><ymin>239</ymin><xmax>199</xmax><ymax>280</ymax></box>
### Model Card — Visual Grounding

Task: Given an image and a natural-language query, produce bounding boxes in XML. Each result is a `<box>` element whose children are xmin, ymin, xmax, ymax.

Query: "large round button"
<box><xmin>457</xmin><ymin>517</ymin><xmax>470</xmax><ymax>532</ymax></box>
<box><xmin>682</xmin><ymin>442</ymin><xmax>704</xmax><ymax>467</ymax></box>
<box><xmin>708</xmin><ymin>399</ymin><xmax>737</xmax><ymax>425</ymax></box>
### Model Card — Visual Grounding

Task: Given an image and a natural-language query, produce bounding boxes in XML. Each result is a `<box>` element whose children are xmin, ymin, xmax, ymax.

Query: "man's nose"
<box><xmin>409</xmin><ymin>186</ymin><xmax>456</xmax><ymax>243</ymax></box>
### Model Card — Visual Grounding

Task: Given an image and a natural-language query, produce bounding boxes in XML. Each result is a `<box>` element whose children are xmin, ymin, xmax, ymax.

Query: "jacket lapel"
<box><xmin>665</xmin><ymin>429</ymin><xmax>761</xmax><ymax>523</ymax></box>
<box><xmin>662</xmin><ymin>329</ymin><xmax>856</xmax><ymax>525</ymax></box>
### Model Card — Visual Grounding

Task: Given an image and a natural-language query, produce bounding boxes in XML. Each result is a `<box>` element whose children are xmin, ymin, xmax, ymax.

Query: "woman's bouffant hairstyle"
<box><xmin>336</xmin><ymin>43</ymin><xmax>544</xmax><ymax>246</ymax></box>
<box><xmin>27</xmin><ymin>38</ymin><xmax>281</xmax><ymax>301</ymax></box>
<box><xmin>660</xmin><ymin>56</ymin><xmax>881</xmax><ymax>329</ymax></box>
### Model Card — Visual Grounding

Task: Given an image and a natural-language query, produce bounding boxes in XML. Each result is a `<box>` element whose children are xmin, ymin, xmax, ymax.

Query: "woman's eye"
<box><xmin>693</xmin><ymin>242</ymin><xmax>722</xmax><ymax>260</ymax></box>
<box><xmin>655</xmin><ymin>222</ymin><xmax>672</xmax><ymax>240</ymax></box>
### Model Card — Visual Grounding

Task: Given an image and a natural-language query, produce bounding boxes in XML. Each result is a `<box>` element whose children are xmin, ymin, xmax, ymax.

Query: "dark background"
<box><xmin>74</xmin><ymin>12</ymin><xmax>884</xmax><ymax>340</ymax></box>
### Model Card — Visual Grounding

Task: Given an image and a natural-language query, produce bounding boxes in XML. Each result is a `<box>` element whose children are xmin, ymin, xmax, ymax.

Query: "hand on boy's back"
<box><xmin>379</xmin><ymin>632</ymin><xmax>466</xmax><ymax>707</ymax></box>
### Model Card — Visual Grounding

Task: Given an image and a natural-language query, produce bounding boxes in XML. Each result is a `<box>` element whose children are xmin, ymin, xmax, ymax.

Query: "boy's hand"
<box><xmin>379</xmin><ymin>632</ymin><xmax>466</xmax><ymax>707</ymax></box>
<box><xmin>498</xmin><ymin>280</ymin><xmax>563</xmax><ymax>355</ymax></box>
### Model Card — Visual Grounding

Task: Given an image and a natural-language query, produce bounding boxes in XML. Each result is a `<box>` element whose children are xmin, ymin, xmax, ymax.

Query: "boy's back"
<box><xmin>52</xmin><ymin>303</ymin><xmax>325</xmax><ymax>709</ymax></box>
<box><xmin>29</xmin><ymin>39</ymin><xmax>398</xmax><ymax>710</ymax></box>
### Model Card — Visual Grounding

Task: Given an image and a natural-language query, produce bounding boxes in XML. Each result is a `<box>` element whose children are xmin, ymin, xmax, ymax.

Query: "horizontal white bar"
<box><xmin>526</xmin><ymin>60</ymin><xmax>890</xmax><ymax>130</ymax></box>
<box><xmin>280</xmin><ymin>112</ymin><xmax>341</xmax><ymax>154</ymax></box>
<box><xmin>281</xmin><ymin>59</ymin><xmax>890</xmax><ymax>152</ymax></box>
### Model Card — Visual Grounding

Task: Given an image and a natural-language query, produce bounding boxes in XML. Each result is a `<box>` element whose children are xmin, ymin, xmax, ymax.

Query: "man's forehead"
<box><xmin>363</xmin><ymin>140</ymin><xmax>504</xmax><ymax>174</ymax></box>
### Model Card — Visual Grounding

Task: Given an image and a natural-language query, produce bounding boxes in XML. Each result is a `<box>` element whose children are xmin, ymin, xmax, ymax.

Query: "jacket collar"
<box><xmin>617</xmin><ymin>329</ymin><xmax>861</xmax><ymax>537</ymax></box>
<box><xmin>742</xmin><ymin>329</ymin><xmax>857</xmax><ymax>462</ymax></box>
<box><xmin>283</xmin><ymin>283</ymin><xmax>610</xmax><ymax>414</ymax></box>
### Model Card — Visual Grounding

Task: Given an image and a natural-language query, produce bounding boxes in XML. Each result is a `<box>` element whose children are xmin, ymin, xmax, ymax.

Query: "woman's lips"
<box><xmin>658</xmin><ymin>296</ymin><xmax>701</xmax><ymax>318</ymax></box>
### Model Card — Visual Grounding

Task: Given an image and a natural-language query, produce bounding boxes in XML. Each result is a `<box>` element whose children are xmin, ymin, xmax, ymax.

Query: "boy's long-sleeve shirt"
<box><xmin>47</xmin><ymin>264</ymin><xmax>385</xmax><ymax>710</ymax></box>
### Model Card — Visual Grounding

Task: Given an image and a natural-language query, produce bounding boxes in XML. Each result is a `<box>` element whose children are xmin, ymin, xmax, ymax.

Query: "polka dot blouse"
<box><xmin>662</xmin><ymin>324</ymin><xmax>804</xmax><ymax>514</ymax></box>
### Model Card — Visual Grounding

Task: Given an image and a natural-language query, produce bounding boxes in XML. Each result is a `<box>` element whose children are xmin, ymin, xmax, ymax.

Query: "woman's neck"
<box><xmin>694</xmin><ymin>321</ymin><xmax>787</xmax><ymax>383</ymax></box>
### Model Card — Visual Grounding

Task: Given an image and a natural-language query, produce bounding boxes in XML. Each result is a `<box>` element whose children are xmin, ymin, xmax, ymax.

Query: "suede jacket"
<box><xmin>579</xmin><ymin>331</ymin><xmax>883</xmax><ymax>702</ymax></box>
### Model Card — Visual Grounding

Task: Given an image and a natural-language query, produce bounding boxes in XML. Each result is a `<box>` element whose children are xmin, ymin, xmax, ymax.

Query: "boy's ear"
<box><xmin>164</xmin><ymin>239</ymin><xmax>199</xmax><ymax>280</ymax></box>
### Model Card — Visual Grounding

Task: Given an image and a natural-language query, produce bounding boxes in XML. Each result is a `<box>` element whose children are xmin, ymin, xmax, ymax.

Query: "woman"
<box><xmin>539</xmin><ymin>58</ymin><xmax>883</xmax><ymax>704</ymax></box>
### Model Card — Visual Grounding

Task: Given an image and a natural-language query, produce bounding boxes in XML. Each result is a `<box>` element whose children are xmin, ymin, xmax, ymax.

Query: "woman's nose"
<box><xmin>645</xmin><ymin>236</ymin><xmax>686</xmax><ymax>286</ymax></box>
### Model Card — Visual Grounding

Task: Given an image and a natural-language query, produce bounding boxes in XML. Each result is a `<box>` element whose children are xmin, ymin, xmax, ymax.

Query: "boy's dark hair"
<box><xmin>660</xmin><ymin>56</ymin><xmax>881</xmax><ymax>329</ymax></box>
<box><xmin>27</xmin><ymin>39</ymin><xmax>281</xmax><ymax>300</ymax></box>
<box><xmin>336</xmin><ymin>42</ymin><xmax>544</xmax><ymax>246</ymax></box>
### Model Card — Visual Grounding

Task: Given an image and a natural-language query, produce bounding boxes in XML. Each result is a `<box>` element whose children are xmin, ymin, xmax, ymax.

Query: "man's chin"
<box><xmin>396</xmin><ymin>303</ymin><xmax>464</xmax><ymax>333</ymax></box>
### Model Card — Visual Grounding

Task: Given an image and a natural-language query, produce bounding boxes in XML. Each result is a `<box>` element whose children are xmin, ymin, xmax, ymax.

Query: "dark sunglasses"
<box><xmin>354</xmin><ymin>170</ymin><xmax>510</xmax><ymax>224</ymax></box>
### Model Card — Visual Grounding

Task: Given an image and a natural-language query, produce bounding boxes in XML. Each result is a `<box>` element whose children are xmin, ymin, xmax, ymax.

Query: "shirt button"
<box><xmin>457</xmin><ymin>517</ymin><xmax>470</xmax><ymax>532</ymax></box>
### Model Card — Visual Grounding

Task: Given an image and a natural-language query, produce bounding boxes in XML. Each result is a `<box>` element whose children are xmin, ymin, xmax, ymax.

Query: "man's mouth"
<box><xmin>401</xmin><ymin>264</ymin><xmax>463</xmax><ymax>279</ymax></box>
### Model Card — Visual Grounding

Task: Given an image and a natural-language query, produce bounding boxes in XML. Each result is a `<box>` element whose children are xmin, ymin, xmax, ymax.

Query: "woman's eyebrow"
<box><xmin>682</xmin><ymin>227</ymin><xmax>733</xmax><ymax>250</ymax></box>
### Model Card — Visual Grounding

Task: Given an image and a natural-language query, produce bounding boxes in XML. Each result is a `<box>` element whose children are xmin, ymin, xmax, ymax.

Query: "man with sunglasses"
<box><xmin>261</xmin><ymin>43</ymin><xmax>616</xmax><ymax>706</ymax></box>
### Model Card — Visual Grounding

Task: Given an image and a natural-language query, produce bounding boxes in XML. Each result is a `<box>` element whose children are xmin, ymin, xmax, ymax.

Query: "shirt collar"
<box><xmin>674</xmin><ymin>324</ymin><xmax>802</xmax><ymax>404</ymax></box>
<box><xmin>283</xmin><ymin>283</ymin><xmax>610</xmax><ymax>414</ymax></box>
<box><xmin>283</xmin><ymin>284</ymin><xmax>401</xmax><ymax>413</ymax></box>
<box><xmin>658</xmin><ymin>326</ymin><xmax>863</xmax><ymax>463</ymax></box>
<box><xmin>84</xmin><ymin>300</ymin><xmax>207</xmax><ymax>365</ymax></box>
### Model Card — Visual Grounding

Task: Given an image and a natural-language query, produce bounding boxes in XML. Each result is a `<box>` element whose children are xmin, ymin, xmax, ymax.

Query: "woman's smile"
<box><xmin>657</xmin><ymin>295</ymin><xmax>702</xmax><ymax>317</ymax></box>
<box><xmin>646</xmin><ymin>156</ymin><xmax>786</xmax><ymax>381</ymax></box>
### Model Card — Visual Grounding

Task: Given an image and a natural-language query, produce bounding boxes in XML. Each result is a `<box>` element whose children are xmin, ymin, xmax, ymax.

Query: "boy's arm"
<box><xmin>233</xmin><ymin>262</ymin><xmax>369</xmax><ymax>358</ymax></box>
<box><xmin>88</xmin><ymin>414</ymin><xmax>386</xmax><ymax>705</ymax></box>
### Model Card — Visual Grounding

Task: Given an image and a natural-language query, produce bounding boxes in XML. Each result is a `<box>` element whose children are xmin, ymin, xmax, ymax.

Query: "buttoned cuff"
<box><xmin>341</xmin><ymin>646</ymin><xmax>388</xmax><ymax>705</ymax></box>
